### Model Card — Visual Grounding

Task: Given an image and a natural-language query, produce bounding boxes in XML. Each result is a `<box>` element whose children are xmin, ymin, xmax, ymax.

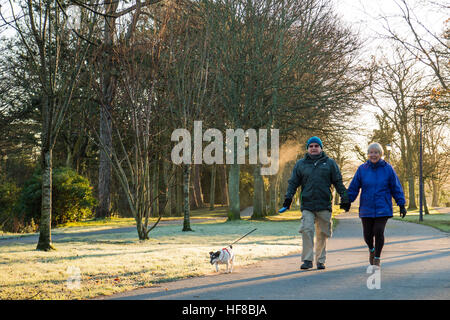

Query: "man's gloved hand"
<box><xmin>279</xmin><ymin>198</ymin><xmax>293</xmax><ymax>213</ymax></box>
<box><xmin>399</xmin><ymin>205</ymin><xmax>407</xmax><ymax>218</ymax></box>
<box><xmin>283</xmin><ymin>198</ymin><xmax>292</xmax><ymax>209</ymax></box>
<box><xmin>340</xmin><ymin>202</ymin><xmax>351</xmax><ymax>212</ymax></box>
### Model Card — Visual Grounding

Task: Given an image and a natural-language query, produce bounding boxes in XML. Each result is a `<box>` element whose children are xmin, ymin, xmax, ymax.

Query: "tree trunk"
<box><xmin>432</xmin><ymin>180</ymin><xmax>439</xmax><ymax>207</ymax></box>
<box><xmin>176</xmin><ymin>165</ymin><xmax>183</xmax><ymax>216</ymax></box>
<box><xmin>64</xmin><ymin>132</ymin><xmax>86</xmax><ymax>171</ymax></box>
<box><xmin>189</xmin><ymin>180</ymin><xmax>198</xmax><ymax>209</ymax></box>
<box><xmin>278</xmin><ymin>164</ymin><xmax>290</xmax><ymax>207</ymax></box>
<box><xmin>407</xmin><ymin>175</ymin><xmax>417</xmax><ymax>210</ymax></box>
<box><xmin>399</xmin><ymin>174</ymin><xmax>407</xmax><ymax>195</ymax></box>
<box><xmin>166</xmin><ymin>170</ymin><xmax>173</xmax><ymax>216</ymax></box>
<box><xmin>163</xmin><ymin>160</ymin><xmax>170</xmax><ymax>216</ymax></box>
<box><xmin>404</xmin><ymin>134</ymin><xmax>417</xmax><ymax>210</ymax></box>
<box><xmin>423</xmin><ymin>185</ymin><xmax>429</xmax><ymax>215</ymax></box>
<box><xmin>192</xmin><ymin>164</ymin><xmax>204</xmax><ymax>208</ymax></box>
<box><xmin>136</xmin><ymin>216</ymin><xmax>149</xmax><ymax>240</ymax></box>
<box><xmin>65</xmin><ymin>145</ymin><xmax>73</xmax><ymax>168</ymax></box>
<box><xmin>97</xmin><ymin>1</ymin><xmax>118</xmax><ymax>219</ymax></box>
<box><xmin>251</xmin><ymin>164</ymin><xmax>265</xmax><ymax>219</ymax></box>
<box><xmin>182</xmin><ymin>164</ymin><xmax>193</xmax><ymax>231</ymax></box>
<box><xmin>170</xmin><ymin>164</ymin><xmax>177</xmax><ymax>216</ymax></box>
<box><xmin>276</xmin><ymin>174</ymin><xmax>282</xmax><ymax>208</ymax></box>
<box><xmin>209</xmin><ymin>164</ymin><xmax>216</xmax><ymax>211</ymax></box>
<box><xmin>97</xmin><ymin>103</ymin><xmax>112</xmax><ymax>219</ymax></box>
<box><xmin>399</xmin><ymin>134</ymin><xmax>411</xmax><ymax>207</ymax></box>
<box><xmin>268</xmin><ymin>175</ymin><xmax>277</xmax><ymax>215</ymax></box>
<box><xmin>221</xmin><ymin>164</ymin><xmax>229</xmax><ymax>205</ymax></box>
<box><xmin>228</xmin><ymin>163</ymin><xmax>240</xmax><ymax>220</ymax></box>
<box><xmin>158</xmin><ymin>159</ymin><xmax>167</xmax><ymax>216</ymax></box>
<box><xmin>151</xmin><ymin>160</ymin><xmax>158</xmax><ymax>217</ymax></box>
<box><xmin>36</xmin><ymin>149</ymin><xmax>55</xmax><ymax>251</ymax></box>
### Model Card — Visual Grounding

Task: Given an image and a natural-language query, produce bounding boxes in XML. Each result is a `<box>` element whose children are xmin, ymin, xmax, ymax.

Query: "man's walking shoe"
<box><xmin>300</xmin><ymin>260</ymin><xmax>313</xmax><ymax>270</ymax></box>
<box><xmin>317</xmin><ymin>262</ymin><xmax>326</xmax><ymax>270</ymax></box>
<box><xmin>369</xmin><ymin>248</ymin><xmax>375</xmax><ymax>265</ymax></box>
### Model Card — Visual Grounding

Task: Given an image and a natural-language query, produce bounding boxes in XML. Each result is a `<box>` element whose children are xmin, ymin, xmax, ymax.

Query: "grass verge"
<box><xmin>392</xmin><ymin>208</ymin><xmax>450</xmax><ymax>233</ymax></box>
<box><xmin>0</xmin><ymin>213</ymin><xmax>298</xmax><ymax>300</ymax></box>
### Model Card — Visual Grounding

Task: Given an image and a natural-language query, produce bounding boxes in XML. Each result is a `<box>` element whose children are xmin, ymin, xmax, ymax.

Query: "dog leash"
<box><xmin>226</xmin><ymin>228</ymin><xmax>257</xmax><ymax>248</ymax></box>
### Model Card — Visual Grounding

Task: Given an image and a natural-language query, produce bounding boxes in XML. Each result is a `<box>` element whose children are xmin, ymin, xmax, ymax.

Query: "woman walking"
<box><xmin>348</xmin><ymin>143</ymin><xmax>407</xmax><ymax>267</ymax></box>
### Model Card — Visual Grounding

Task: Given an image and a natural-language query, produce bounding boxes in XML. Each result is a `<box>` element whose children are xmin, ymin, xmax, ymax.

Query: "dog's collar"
<box><xmin>222</xmin><ymin>247</ymin><xmax>230</xmax><ymax>255</ymax></box>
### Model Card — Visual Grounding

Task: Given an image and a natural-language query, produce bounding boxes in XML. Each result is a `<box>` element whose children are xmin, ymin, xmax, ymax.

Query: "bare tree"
<box><xmin>90</xmin><ymin>19</ymin><xmax>175</xmax><ymax>239</ymax></box>
<box><xmin>161</xmin><ymin>1</ymin><xmax>215</xmax><ymax>231</ymax></box>
<box><xmin>76</xmin><ymin>0</ymin><xmax>163</xmax><ymax>219</ymax></box>
<box><xmin>204</xmin><ymin>0</ymin><xmax>367</xmax><ymax>219</ymax></box>
<box><xmin>381</xmin><ymin>0</ymin><xmax>449</xmax><ymax>91</ymax></box>
<box><xmin>422</xmin><ymin>108</ymin><xmax>450</xmax><ymax>207</ymax></box>
<box><xmin>1</xmin><ymin>0</ymin><xmax>98</xmax><ymax>250</ymax></box>
<box><xmin>367</xmin><ymin>46</ymin><xmax>432</xmax><ymax>210</ymax></box>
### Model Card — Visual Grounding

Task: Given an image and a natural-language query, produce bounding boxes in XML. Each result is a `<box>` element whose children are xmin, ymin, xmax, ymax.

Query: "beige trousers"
<box><xmin>299</xmin><ymin>210</ymin><xmax>333</xmax><ymax>264</ymax></box>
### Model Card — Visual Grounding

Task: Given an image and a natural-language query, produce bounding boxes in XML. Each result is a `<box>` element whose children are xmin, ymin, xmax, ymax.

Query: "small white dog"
<box><xmin>209</xmin><ymin>245</ymin><xmax>234</xmax><ymax>273</ymax></box>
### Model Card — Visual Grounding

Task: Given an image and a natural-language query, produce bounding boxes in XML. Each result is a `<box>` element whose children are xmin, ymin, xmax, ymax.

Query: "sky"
<box><xmin>333</xmin><ymin>0</ymin><xmax>448</xmax><ymax>49</ymax></box>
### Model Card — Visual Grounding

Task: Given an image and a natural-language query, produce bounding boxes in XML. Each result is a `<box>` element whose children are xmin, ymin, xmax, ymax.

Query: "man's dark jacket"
<box><xmin>285</xmin><ymin>151</ymin><xmax>348</xmax><ymax>212</ymax></box>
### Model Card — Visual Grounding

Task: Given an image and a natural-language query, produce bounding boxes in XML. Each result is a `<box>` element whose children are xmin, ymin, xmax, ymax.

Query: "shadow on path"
<box><xmin>99</xmin><ymin>211</ymin><xmax>450</xmax><ymax>300</ymax></box>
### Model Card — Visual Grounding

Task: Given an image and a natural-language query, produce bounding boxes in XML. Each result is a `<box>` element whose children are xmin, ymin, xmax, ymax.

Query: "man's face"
<box><xmin>308</xmin><ymin>143</ymin><xmax>322</xmax><ymax>156</ymax></box>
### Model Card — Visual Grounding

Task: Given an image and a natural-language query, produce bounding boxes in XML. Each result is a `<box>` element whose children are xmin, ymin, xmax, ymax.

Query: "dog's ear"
<box><xmin>209</xmin><ymin>251</ymin><xmax>214</xmax><ymax>255</ymax></box>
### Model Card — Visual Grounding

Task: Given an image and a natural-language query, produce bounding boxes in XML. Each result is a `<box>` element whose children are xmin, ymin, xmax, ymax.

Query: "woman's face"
<box><xmin>368</xmin><ymin>148</ymin><xmax>381</xmax><ymax>164</ymax></box>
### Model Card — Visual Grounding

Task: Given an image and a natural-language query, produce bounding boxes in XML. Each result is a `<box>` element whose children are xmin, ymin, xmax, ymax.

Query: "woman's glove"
<box><xmin>399</xmin><ymin>205</ymin><xmax>407</xmax><ymax>218</ymax></box>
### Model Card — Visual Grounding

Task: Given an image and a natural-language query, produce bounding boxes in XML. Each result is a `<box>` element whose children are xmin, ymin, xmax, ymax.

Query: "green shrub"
<box><xmin>18</xmin><ymin>167</ymin><xmax>97</xmax><ymax>227</ymax></box>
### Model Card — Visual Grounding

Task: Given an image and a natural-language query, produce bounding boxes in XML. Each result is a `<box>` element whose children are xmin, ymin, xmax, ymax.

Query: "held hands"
<box><xmin>399</xmin><ymin>205</ymin><xmax>407</xmax><ymax>218</ymax></box>
<box><xmin>340</xmin><ymin>202</ymin><xmax>351</xmax><ymax>212</ymax></box>
<box><xmin>279</xmin><ymin>198</ymin><xmax>292</xmax><ymax>213</ymax></box>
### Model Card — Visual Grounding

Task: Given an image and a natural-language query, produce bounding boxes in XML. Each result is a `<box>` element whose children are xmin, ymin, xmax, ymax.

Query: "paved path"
<box><xmin>434</xmin><ymin>207</ymin><xmax>450</xmax><ymax>214</ymax></box>
<box><xmin>98</xmin><ymin>211</ymin><xmax>450</xmax><ymax>300</ymax></box>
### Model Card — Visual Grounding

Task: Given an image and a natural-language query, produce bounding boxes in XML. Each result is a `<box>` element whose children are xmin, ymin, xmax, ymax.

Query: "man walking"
<box><xmin>282</xmin><ymin>136</ymin><xmax>350</xmax><ymax>270</ymax></box>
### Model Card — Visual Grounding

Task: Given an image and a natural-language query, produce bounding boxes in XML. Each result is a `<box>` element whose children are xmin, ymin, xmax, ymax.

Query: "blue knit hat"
<box><xmin>306</xmin><ymin>136</ymin><xmax>323</xmax><ymax>149</ymax></box>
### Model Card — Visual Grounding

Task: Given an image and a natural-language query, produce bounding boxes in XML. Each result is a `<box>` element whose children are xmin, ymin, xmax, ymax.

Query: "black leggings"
<box><xmin>361</xmin><ymin>217</ymin><xmax>389</xmax><ymax>258</ymax></box>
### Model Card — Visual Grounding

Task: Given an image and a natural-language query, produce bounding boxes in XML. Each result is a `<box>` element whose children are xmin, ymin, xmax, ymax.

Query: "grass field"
<box><xmin>0</xmin><ymin>206</ymin><xmax>344</xmax><ymax>300</ymax></box>
<box><xmin>392</xmin><ymin>207</ymin><xmax>450</xmax><ymax>233</ymax></box>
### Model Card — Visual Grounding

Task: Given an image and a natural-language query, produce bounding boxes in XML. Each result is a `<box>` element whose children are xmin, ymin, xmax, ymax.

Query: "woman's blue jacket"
<box><xmin>348</xmin><ymin>160</ymin><xmax>406</xmax><ymax>218</ymax></box>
